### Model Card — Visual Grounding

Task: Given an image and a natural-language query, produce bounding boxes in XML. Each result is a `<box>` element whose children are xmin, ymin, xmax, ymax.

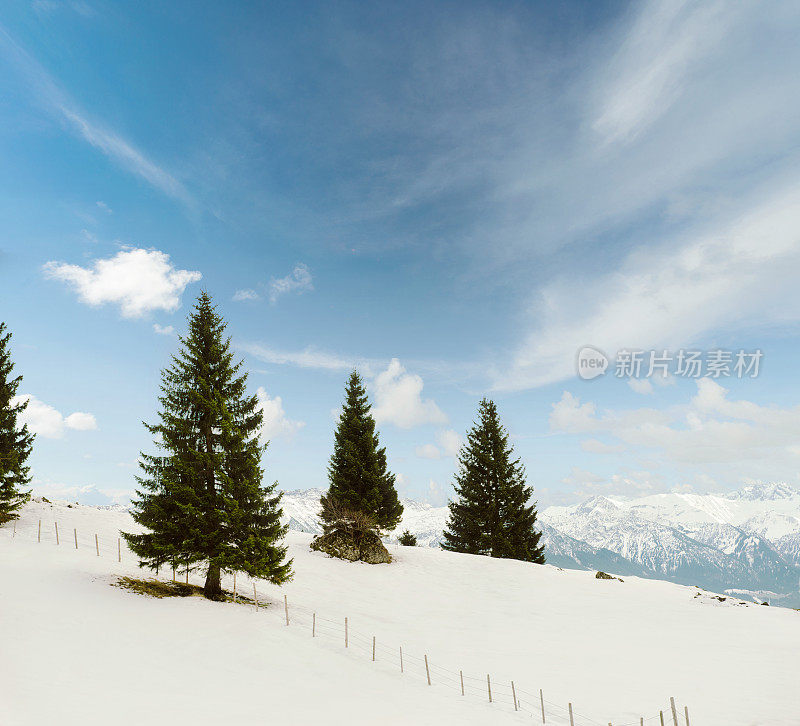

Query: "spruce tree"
<box><xmin>320</xmin><ymin>370</ymin><xmax>403</xmax><ymax>531</ymax></box>
<box><xmin>122</xmin><ymin>293</ymin><xmax>292</xmax><ymax>598</ymax></box>
<box><xmin>442</xmin><ymin>398</ymin><xmax>545</xmax><ymax>563</ymax></box>
<box><xmin>0</xmin><ymin>322</ymin><xmax>33</xmax><ymax>524</ymax></box>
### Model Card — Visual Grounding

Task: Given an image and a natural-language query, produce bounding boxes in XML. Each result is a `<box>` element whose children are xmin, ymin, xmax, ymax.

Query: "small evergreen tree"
<box><xmin>320</xmin><ymin>370</ymin><xmax>403</xmax><ymax>532</ymax></box>
<box><xmin>0</xmin><ymin>322</ymin><xmax>33</xmax><ymax>524</ymax></box>
<box><xmin>398</xmin><ymin>530</ymin><xmax>417</xmax><ymax>546</ymax></box>
<box><xmin>442</xmin><ymin>398</ymin><xmax>545</xmax><ymax>563</ymax></box>
<box><xmin>123</xmin><ymin>293</ymin><xmax>292</xmax><ymax>598</ymax></box>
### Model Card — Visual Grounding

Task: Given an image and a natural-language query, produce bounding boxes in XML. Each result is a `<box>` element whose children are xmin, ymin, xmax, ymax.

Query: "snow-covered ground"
<box><xmin>3</xmin><ymin>498</ymin><xmax>799</xmax><ymax>725</ymax></box>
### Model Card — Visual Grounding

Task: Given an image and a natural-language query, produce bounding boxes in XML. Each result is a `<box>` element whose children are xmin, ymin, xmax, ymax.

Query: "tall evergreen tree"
<box><xmin>442</xmin><ymin>398</ymin><xmax>545</xmax><ymax>563</ymax></box>
<box><xmin>122</xmin><ymin>293</ymin><xmax>292</xmax><ymax>598</ymax></box>
<box><xmin>320</xmin><ymin>371</ymin><xmax>403</xmax><ymax>531</ymax></box>
<box><xmin>0</xmin><ymin>322</ymin><xmax>33</xmax><ymax>524</ymax></box>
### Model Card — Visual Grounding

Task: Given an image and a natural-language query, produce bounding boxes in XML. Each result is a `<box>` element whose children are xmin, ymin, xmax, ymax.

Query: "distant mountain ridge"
<box><xmin>279</xmin><ymin>483</ymin><xmax>800</xmax><ymax>607</ymax></box>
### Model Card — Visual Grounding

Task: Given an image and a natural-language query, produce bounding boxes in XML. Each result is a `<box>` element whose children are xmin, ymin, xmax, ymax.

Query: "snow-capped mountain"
<box><xmin>540</xmin><ymin>484</ymin><xmax>800</xmax><ymax>606</ymax></box>
<box><xmin>279</xmin><ymin>482</ymin><xmax>800</xmax><ymax>607</ymax></box>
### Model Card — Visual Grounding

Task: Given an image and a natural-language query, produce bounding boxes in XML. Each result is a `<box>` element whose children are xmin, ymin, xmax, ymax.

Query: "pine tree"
<box><xmin>398</xmin><ymin>530</ymin><xmax>417</xmax><ymax>546</ymax></box>
<box><xmin>122</xmin><ymin>293</ymin><xmax>292</xmax><ymax>598</ymax></box>
<box><xmin>0</xmin><ymin>322</ymin><xmax>33</xmax><ymax>524</ymax></box>
<box><xmin>442</xmin><ymin>398</ymin><xmax>545</xmax><ymax>563</ymax></box>
<box><xmin>320</xmin><ymin>370</ymin><xmax>403</xmax><ymax>532</ymax></box>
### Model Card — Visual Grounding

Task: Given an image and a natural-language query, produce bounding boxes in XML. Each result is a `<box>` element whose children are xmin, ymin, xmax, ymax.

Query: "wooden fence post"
<box><xmin>670</xmin><ymin>698</ymin><xmax>679</xmax><ymax>726</ymax></box>
<box><xmin>684</xmin><ymin>707</ymin><xmax>690</xmax><ymax>726</ymax></box>
<box><xmin>38</xmin><ymin>519</ymin><xmax>41</xmax><ymax>543</ymax></box>
<box><xmin>55</xmin><ymin>521</ymin><xmax>59</xmax><ymax>545</ymax></box>
<box><xmin>540</xmin><ymin>689</ymin><xmax>546</xmax><ymax>723</ymax></box>
<box><xmin>460</xmin><ymin>670</ymin><xmax>464</xmax><ymax>696</ymax></box>
<box><xmin>345</xmin><ymin>617</ymin><xmax>348</xmax><ymax>648</ymax></box>
<box><xmin>511</xmin><ymin>681</ymin><xmax>518</xmax><ymax>711</ymax></box>
<box><xmin>12</xmin><ymin>521</ymin><xmax>15</xmax><ymax>538</ymax></box>
<box><xmin>372</xmin><ymin>636</ymin><xmax>376</xmax><ymax>661</ymax></box>
<box><xmin>424</xmin><ymin>655</ymin><xmax>431</xmax><ymax>685</ymax></box>
<box><xmin>118</xmin><ymin>538</ymin><xmax>121</xmax><ymax>562</ymax></box>
<box><xmin>95</xmin><ymin>533</ymin><xmax>99</xmax><ymax>556</ymax></box>
<box><xmin>660</xmin><ymin>711</ymin><xmax>665</xmax><ymax>726</ymax></box>
<box><xmin>487</xmin><ymin>674</ymin><xmax>492</xmax><ymax>703</ymax></box>
<box><xmin>253</xmin><ymin>583</ymin><xmax>258</xmax><ymax>610</ymax></box>
<box><xmin>568</xmin><ymin>703</ymin><xmax>574</xmax><ymax>726</ymax></box>
<box><xmin>74</xmin><ymin>528</ymin><xmax>77</xmax><ymax>549</ymax></box>
<box><xmin>312</xmin><ymin>613</ymin><xmax>316</xmax><ymax>637</ymax></box>
<box><xmin>284</xmin><ymin>594</ymin><xmax>289</xmax><ymax>625</ymax></box>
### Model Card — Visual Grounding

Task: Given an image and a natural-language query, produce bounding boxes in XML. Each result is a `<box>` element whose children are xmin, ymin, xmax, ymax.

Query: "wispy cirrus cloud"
<box><xmin>0</xmin><ymin>24</ymin><xmax>193</xmax><ymax>206</ymax></box>
<box><xmin>269</xmin><ymin>263</ymin><xmax>313</xmax><ymax>304</ymax></box>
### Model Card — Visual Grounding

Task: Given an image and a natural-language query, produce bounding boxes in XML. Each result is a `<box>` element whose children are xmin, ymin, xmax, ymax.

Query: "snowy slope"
<box><xmin>2</xmin><ymin>499</ymin><xmax>799</xmax><ymax>726</ymax></box>
<box><xmin>281</xmin><ymin>484</ymin><xmax>800</xmax><ymax>606</ymax></box>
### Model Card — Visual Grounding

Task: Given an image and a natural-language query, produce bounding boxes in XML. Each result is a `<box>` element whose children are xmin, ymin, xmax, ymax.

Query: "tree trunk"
<box><xmin>204</xmin><ymin>563</ymin><xmax>222</xmax><ymax>599</ymax></box>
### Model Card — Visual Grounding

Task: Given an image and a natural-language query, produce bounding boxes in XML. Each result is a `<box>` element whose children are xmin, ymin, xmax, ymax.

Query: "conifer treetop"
<box><xmin>0</xmin><ymin>322</ymin><xmax>33</xmax><ymax>523</ymax></box>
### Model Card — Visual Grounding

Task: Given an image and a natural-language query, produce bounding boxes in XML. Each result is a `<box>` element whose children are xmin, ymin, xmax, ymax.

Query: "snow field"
<box><xmin>3</xmin><ymin>499</ymin><xmax>800</xmax><ymax>725</ymax></box>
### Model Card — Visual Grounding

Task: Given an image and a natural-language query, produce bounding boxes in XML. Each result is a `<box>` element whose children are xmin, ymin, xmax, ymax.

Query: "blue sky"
<box><xmin>2</xmin><ymin>0</ymin><xmax>800</xmax><ymax>507</ymax></box>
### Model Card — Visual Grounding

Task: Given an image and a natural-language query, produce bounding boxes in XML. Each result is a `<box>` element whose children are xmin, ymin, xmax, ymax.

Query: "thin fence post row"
<box><xmin>21</xmin><ymin>533</ymin><xmax>691</xmax><ymax>726</ymax></box>
<box><xmin>12</xmin><ymin>521</ymin><xmax>16</xmax><ymax>538</ymax></box>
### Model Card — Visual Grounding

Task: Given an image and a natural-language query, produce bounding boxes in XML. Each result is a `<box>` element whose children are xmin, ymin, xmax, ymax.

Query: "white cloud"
<box><xmin>96</xmin><ymin>201</ymin><xmax>112</xmax><ymax>214</ymax></box>
<box><xmin>0</xmin><ymin>26</ymin><xmax>190</xmax><ymax>204</ymax></box>
<box><xmin>592</xmin><ymin>0</ymin><xmax>731</xmax><ymax>144</ymax></box>
<box><xmin>63</xmin><ymin>412</ymin><xmax>97</xmax><ymax>431</ymax></box>
<box><xmin>628</xmin><ymin>378</ymin><xmax>654</xmax><ymax>395</ymax></box>
<box><xmin>372</xmin><ymin>359</ymin><xmax>447</xmax><ymax>429</ymax></box>
<box><xmin>153</xmin><ymin>323</ymin><xmax>175</xmax><ymax>336</ymax></box>
<box><xmin>44</xmin><ymin>247</ymin><xmax>201</xmax><ymax>318</ymax></box>
<box><xmin>580</xmin><ymin>438</ymin><xmax>624</xmax><ymax>455</ymax></box>
<box><xmin>551</xmin><ymin>379</ymin><xmax>800</xmax><ymax>468</ymax></box>
<box><xmin>269</xmin><ymin>263</ymin><xmax>313</xmax><ymax>304</ymax></box>
<box><xmin>418</xmin><ymin>429</ymin><xmax>463</xmax><ymax>459</ymax></box>
<box><xmin>12</xmin><ymin>395</ymin><xmax>97</xmax><ymax>438</ymax></box>
<box><xmin>436</xmin><ymin>429</ymin><xmax>462</xmax><ymax>458</ymax></box>
<box><xmin>233</xmin><ymin>289</ymin><xmax>260</xmax><ymax>302</ymax></box>
<box><xmin>243</xmin><ymin>343</ymin><xmax>359</xmax><ymax>372</ymax></box>
<box><xmin>498</xmin><ymin>180</ymin><xmax>800</xmax><ymax>390</ymax></box>
<box><xmin>256</xmin><ymin>387</ymin><xmax>305</xmax><ymax>440</ymax></box>
<box><xmin>415</xmin><ymin>443</ymin><xmax>441</xmax><ymax>460</ymax></box>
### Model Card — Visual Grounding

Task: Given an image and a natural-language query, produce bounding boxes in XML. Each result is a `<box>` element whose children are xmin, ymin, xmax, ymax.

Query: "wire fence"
<box><xmin>4</xmin><ymin>516</ymin><xmax>692</xmax><ymax>726</ymax></box>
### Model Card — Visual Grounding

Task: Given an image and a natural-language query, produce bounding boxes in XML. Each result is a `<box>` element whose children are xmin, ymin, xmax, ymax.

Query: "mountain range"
<box><xmin>279</xmin><ymin>482</ymin><xmax>800</xmax><ymax>607</ymax></box>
